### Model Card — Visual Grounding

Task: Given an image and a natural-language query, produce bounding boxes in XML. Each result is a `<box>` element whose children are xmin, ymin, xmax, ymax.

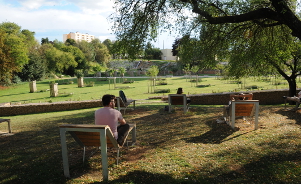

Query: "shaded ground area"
<box><xmin>1</xmin><ymin>105</ymin><xmax>301</xmax><ymax>184</ymax></box>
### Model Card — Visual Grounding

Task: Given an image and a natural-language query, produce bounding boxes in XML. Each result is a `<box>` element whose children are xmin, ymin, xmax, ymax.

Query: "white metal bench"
<box><xmin>59</xmin><ymin>124</ymin><xmax>136</xmax><ymax>181</ymax></box>
<box><xmin>116</xmin><ymin>97</ymin><xmax>136</xmax><ymax>114</ymax></box>
<box><xmin>168</xmin><ymin>94</ymin><xmax>190</xmax><ymax>113</ymax></box>
<box><xmin>226</xmin><ymin>100</ymin><xmax>260</xmax><ymax>130</ymax></box>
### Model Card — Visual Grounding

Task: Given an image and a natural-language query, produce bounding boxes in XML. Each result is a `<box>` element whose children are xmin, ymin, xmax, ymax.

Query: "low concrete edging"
<box><xmin>0</xmin><ymin>100</ymin><xmax>102</xmax><ymax>116</ymax></box>
<box><xmin>0</xmin><ymin>89</ymin><xmax>295</xmax><ymax>116</ymax></box>
<box><xmin>161</xmin><ymin>89</ymin><xmax>292</xmax><ymax>105</ymax></box>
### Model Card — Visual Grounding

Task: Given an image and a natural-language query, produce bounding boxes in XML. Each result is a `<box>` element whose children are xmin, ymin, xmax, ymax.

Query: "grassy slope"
<box><xmin>0</xmin><ymin>105</ymin><xmax>300</xmax><ymax>183</ymax></box>
<box><xmin>1</xmin><ymin>76</ymin><xmax>301</xmax><ymax>183</ymax></box>
<box><xmin>0</xmin><ymin>75</ymin><xmax>293</xmax><ymax>104</ymax></box>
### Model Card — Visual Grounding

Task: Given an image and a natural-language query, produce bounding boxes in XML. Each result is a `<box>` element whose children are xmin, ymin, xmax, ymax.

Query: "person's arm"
<box><xmin>118</xmin><ymin>118</ymin><xmax>126</xmax><ymax>125</ymax></box>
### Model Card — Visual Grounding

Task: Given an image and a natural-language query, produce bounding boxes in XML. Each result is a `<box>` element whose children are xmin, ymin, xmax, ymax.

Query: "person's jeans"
<box><xmin>117</xmin><ymin>124</ymin><xmax>130</xmax><ymax>146</ymax></box>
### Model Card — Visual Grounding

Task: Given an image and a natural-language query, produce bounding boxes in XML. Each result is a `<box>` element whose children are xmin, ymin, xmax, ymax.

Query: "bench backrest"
<box><xmin>59</xmin><ymin>124</ymin><xmax>119</xmax><ymax>148</ymax></box>
<box><xmin>116</xmin><ymin>97</ymin><xmax>126</xmax><ymax>107</ymax></box>
<box><xmin>168</xmin><ymin>94</ymin><xmax>187</xmax><ymax>105</ymax></box>
<box><xmin>119</xmin><ymin>90</ymin><xmax>127</xmax><ymax>103</ymax></box>
<box><xmin>234</xmin><ymin>103</ymin><xmax>255</xmax><ymax>116</ymax></box>
<box><xmin>231</xmin><ymin>100</ymin><xmax>259</xmax><ymax>117</ymax></box>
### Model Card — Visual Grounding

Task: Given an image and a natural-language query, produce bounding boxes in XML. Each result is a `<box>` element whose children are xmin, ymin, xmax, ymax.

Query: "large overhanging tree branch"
<box><xmin>112</xmin><ymin>0</ymin><xmax>301</xmax><ymax>52</ymax></box>
<box><xmin>112</xmin><ymin>0</ymin><xmax>301</xmax><ymax>96</ymax></box>
<box><xmin>184</xmin><ymin>0</ymin><xmax>301</xmax><ymax>38</ymax></box>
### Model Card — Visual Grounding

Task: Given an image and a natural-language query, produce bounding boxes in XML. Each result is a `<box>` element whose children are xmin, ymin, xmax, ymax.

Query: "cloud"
<box><xmin>0</xmin><ymin>0</ymin><xmax>174</xmax><ymax>48</ymax></box>
<box><xmin>16</xmin><ymin>0</ymin><xmax>115</xmax><ymax>13</ymax></box>
<box><xmin>0</xmin><ymin>0</ymin><xmax>114</xmax><ymax>41</ymax></box>
<box><xmin>16</xmin><ymin>0</ymin><xmax>59</xmax><ymax>10</ymax></box>
<box><xmin>70</xmin><ymin>0</ymin><xmax>115</xmax><ymax>14</ymax></box>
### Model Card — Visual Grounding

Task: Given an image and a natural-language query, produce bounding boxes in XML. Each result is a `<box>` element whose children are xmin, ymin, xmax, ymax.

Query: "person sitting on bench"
<box><xmin>283</xmin><ymin>91</ymin><xmax>301</xmax><ymax>111</ymax></box>
<box><xmin>222</xmin><ymin>93</ymin><xmax>252</xmax><ymax>123</ymax></box>
<box><xmin>95</xmin><ymin>94</ymin><xmax>130</xmax><ymax>146</ymax></box>
<box><xmin>176</xmin><ymin>87</ymin><xmax>191</xmax><ymax>104</ymax></box>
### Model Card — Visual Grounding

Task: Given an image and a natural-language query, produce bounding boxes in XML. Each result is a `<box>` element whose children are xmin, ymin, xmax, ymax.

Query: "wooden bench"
<box><xmin>0</xmin><ymin>119</ymin><xmax>12</xmax><ymax>133</ymax></box>
<box><xmin>283</xmin><ymin>97</ymin><xmax>300</xmax><ymax>110</ymax></box>
<box><xmin>227</xmin><ymin>100</ymin><xmax>259</xmax><ymax>130</ymax></box>
<box><xmin>116</xmin><ymin>97</ymin><xmax>136</xmax><ymax>114</ymax></box>
<box><xmin>168</xmin><ymin>94</ymin><xmax>190</xmax><ymax>113</ymax></box>
<box><xmin>59</xmin><ymin>124</ymin><xmax>136</xmax><ymax>181</ymax></box>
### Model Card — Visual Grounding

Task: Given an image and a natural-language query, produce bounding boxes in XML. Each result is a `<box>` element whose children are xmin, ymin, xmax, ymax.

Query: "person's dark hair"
<box><xmin>102</xmin><ymin>94</ymin><xmax>115</xmax><ymax>106</ymax></box>
<box><xmin>177</xmin><ymin>88</ymin><xmax>183</xmax><ymax>94</ymax></box>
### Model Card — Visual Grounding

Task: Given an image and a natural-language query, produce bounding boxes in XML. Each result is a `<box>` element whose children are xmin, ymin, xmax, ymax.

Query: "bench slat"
<box><xmin>228</xmin><ymin>100</ymin><xmax>259</xmax><ymax>130</ymax></box>
<box><xmin>168</xmin><ymin>94</ymin><xmax>190</xmax><ymax>113</ymax></box>
<box><xmin>170</xmin><ymin>96</ymin><xmax>185</xmax><ymax>105</ymax></box>
<box><xmin>60</xmin><ymin>124</ymin><xmax>136</xmax><ymax>181</ymax></box>
<box><xmin>235</xmin><ymin>104</ymin><xmax>254</xmax><ymax>116</ymax></box>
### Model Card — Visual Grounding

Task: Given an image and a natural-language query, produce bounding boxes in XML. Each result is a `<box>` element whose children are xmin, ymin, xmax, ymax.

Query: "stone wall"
<box><xmin>0</xmin><ymin>100</ymin><xmax>102</xmax><ymax>116</ymax></box>
<box><xmin>0</xmin><ymin>89</ymin><xmax>296</xmax><ymax>116</ymax></box>
<box><xmin>162</xmin><ymin>89</ymin><xmax>295</xmax><ymax>105</ymax></box>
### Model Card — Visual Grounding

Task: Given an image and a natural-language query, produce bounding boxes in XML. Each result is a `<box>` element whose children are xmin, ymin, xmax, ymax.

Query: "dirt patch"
<box><xmin>124</xmin><ymin>146</ymin><xmax>148</xmax><ymax>162</ymax></box>
<box><xmin>0</xmin><ymin>86</ymin><xmax>9</xmax><ymax>90</ymax></box>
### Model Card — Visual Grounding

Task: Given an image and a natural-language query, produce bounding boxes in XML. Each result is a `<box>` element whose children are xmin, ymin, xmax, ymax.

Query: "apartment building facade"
<box><xmin>161</xmin><ymin>49</ymin><xmax>177</xmax><ymax>60</ymax></box>
<box><xmin>63</xmin><ymin>32</ymin><xmax>95</xmax><ymax>43</ymax></box>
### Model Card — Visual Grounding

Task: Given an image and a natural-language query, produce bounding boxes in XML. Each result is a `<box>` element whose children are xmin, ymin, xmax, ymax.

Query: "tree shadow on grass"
<box><xmin>125</xmin><ymin>106</ymin><xmax>223</xmax><ymax>147</ymax></box>
<box><xmin>197</xmin><ymin>151</ymin><xmax>301</xmax><ymax>184</ymax></box>
<box><xmin>0</xmin><ymin>92</ymin><xmax>29</xmax><ymax>98</ymax></box>
<box><xmin>274</xmin><ymin>108</ymin><xmax>301</xmax><ymax>126</ymax></box>
<box><xmin>91</xmin><ymin>151</ymin><xmax>301</xmax><ymax>184</ymax></box>
<box><xmin>0</xmin><ymin>110</ymin><xmax>97</xmax><ymax>184</ymax></box>
<box><xmin>93</xmin><ymin>170</ymin><xmax>187</xmax><ymax>184</ymax></box>
<box><xmin>182</xmin><ymin>119</ymin><xmax>237</xmax><ymax>144</ymax></box>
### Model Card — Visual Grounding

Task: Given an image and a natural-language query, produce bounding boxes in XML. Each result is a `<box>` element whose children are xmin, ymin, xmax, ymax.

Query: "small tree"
<box><xmin>119</xmin><ymin>67</ymin><xmax>126</xmax><ymax>82</ymax></box>
<box><xmin>183</xmin><ymin>64</ymin><xmax>191</xmax><ymax>81</ymax></box>
<box><xmin>147</xmin><ymin>65</ymin><xmax>159</xmax><ymax>79</ymax></box>
<box><xmin>108</xmin><ymin>68</ymin><xmax>115</xmax><ymax>77</ymax></box>
<box><xmin>191</xmin><ymin>65</ymin><xmax>200</xmax><ymax>86</ymax></box>
<box><xmin>191</xmin><ymin>65</ymin><xmax>199</xmax><ymax>75</ymax></box>
<box><xmin>147</xmin><ymin>65</ymin><xmax>159</xmax><ymax>93</ymax></box>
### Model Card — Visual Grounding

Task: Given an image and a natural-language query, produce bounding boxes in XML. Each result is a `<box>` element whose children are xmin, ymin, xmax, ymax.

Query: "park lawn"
<box><xmin>1</xmin><ymin>104</ymin><xmax>301</xmax><ymax>183</ymax></box>
<box><xmin>0</xmin><ymin>75</ymin><xmax>293</xmax><ymax>104</ymax></box>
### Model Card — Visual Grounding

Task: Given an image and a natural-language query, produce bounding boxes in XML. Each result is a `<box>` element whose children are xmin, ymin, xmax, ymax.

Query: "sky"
<box><xmin>0</xmin><ymin>0</ymin><xmax>176</xmax><ymax>49</ymax></box>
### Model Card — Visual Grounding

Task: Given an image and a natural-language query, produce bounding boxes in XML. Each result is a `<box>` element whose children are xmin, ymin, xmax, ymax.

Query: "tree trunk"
<box><xmin>77</xmin><ymin>77</ymin><xmax>84</xmax><ymax>87</ymax></box>
<box><xmin>29</xmin><ymin>80</ymin><xmax>37</xmax><ymax>93</ymax></box>
<box><xmin>287</xmin><ymin>77</ymin><xmax>297</xmax><ymax>105</ymax></box>
<box><xmin>50</xmin><ymin>83</ymin><xmax>58</xmax><ymax>97</ymax></box>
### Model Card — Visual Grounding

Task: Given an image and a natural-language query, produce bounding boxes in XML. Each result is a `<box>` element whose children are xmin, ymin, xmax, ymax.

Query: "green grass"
<box><xmin>1</xmin><ymin>105</ymin><xmax>301</xmax><ymax>183</ymax></box>
<box><xmin>0</xmin><ymin>75</ymin><xmax>296</xmax><ymax>104</ymax></box>
<box><xmin>1</xmin><ymin>75</ymin><xmax>301</xmax><ymax>183</ymax></box>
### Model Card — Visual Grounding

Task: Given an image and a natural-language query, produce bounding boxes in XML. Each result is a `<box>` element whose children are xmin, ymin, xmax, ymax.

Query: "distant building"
<box><xmin>161</xmin><ymin>49</ymin><xmax>177</xmax><ymax>60</ymax></box>
<box><xmin>63</xmin><ymin>32</ymin><xmax>95</xmax><ymax>43</ymax></box>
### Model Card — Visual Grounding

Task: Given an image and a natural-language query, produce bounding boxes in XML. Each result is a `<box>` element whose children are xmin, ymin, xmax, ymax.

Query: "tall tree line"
<box><xmin>0</xmin><ymin>21</ymin><xmax>164</xmax><ymax>86</ymax></box>
<box><xmin>0</xmin><ymin>22</ymin><xmax>112</xmax><ymax>86</ymax></box>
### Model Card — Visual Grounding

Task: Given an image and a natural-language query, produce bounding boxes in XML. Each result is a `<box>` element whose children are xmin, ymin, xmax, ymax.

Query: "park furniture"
<box><xmin>225</xmin><ymin>100</ymin><xmax>260</xmax><ymax>130</ymax></box>
<box><xmin>283</xmin><ymin>97</ymin><xmax>300</xmax><ymax>110</ymax></box>
<box><xmin>59</xmin><ymin>124</ymin><xmax>136</xmax><ymax>181</ymax></box>
<box><xmin>116</xmin><ymin>90</ymin><xmax>136</xmax><ymax>114</ymax></box>
<box><xmin>0</xmin><ymin>119</ymin><xmax>12</xmax><ymax>133</ymax></box>
<box><xmin>168</xmin><ymin>94</ymin><xmax>190</xmax><ymax>113</ymax></box>
<box><xmin>116</xmin><ymin>97</ymin><xmax>136</xmax><ymax>114</ymax></box>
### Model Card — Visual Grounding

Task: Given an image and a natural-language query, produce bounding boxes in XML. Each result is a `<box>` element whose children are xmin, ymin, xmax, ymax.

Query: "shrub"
<box><xmin>86</xmin><ymin>81</ymin><xmax>95</xmax><ymax>87</ymax></box>
<box><xmin>246</xmin><ymin>85</ymin><xmax>258</xmax><ymax>89</ymax></box>
<box><xmin>154</xmin><ymin>89</ymin><xmax>170</xmax><ymax>93</ymax></box>
<box><xmin>157</xmin><ymin>81</ymin><xmax>168</xmax><ymax>85</ymax></box>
